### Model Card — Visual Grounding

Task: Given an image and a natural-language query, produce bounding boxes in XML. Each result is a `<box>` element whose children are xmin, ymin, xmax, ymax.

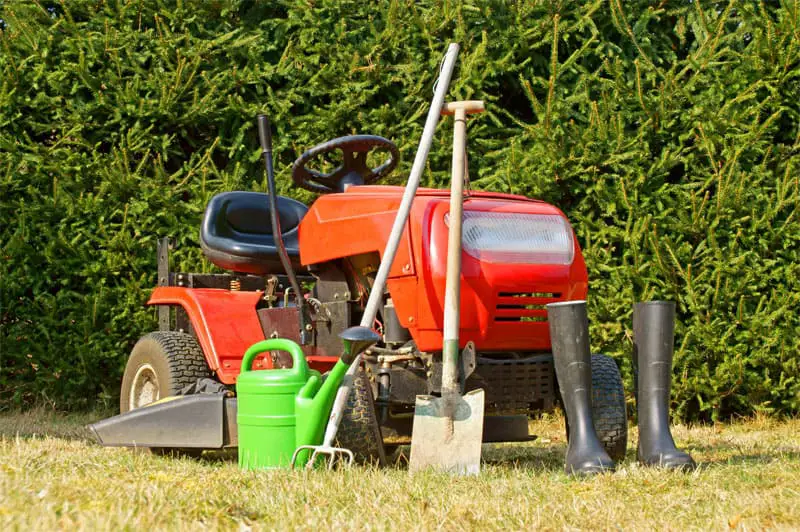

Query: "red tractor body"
<box><xmin>147</xmin><ymin>185</ymin><xmax>587</xmax><ymax>386</ymax></box>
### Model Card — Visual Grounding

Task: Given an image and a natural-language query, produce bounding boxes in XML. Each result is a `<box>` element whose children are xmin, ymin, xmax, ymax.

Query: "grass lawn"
<box><xmin>1</xmin><ymin>409</ymin><xmax>798</xmax><ymax>530</ymax></box>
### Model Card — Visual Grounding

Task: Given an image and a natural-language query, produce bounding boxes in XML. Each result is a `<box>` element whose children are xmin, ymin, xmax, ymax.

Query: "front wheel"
<box><xmin>120</xmin><ymin>331</ymin><xmax>212</xmax><ymax>456</ymax></box>
<box><xmin>334</xmin><ymin>367</ymin><xmax>387</xmax><ymax>466</ymax></box>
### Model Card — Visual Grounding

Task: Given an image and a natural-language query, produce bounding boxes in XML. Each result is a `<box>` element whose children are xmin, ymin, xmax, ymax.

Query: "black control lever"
<box><xmin>257</xmin><ymin>114</ymin><xmax>273</xmax><ymax>155</ymax></box>
<box><xmin>257</xmin><ymin>115</ymin><xmax>311</xmax><ymax>345</ymax></box>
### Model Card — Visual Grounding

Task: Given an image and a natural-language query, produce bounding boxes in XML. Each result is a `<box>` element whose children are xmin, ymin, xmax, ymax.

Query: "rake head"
<box><xmin>291</xmin><ymin>444</ymin><xmax>355</xmax><ymax>470</ymax></box>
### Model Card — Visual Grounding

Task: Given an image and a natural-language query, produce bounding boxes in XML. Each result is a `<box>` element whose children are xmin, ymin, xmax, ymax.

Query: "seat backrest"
<box><xmin>200</xmin><ymin>191</ymin><xmax>308</xmax><ymax>275</ymax></box>
<box><xmin>207</xmin><ymin>191</ymin><xmax>306</xmax><ymax>239</ymax></box>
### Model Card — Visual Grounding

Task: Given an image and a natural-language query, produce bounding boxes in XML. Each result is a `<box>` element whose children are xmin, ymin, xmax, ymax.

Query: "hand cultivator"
<box><xmin>90</xmin><ymin>43</ymin><xmax>694</xmax><ymax>475</ymax></box>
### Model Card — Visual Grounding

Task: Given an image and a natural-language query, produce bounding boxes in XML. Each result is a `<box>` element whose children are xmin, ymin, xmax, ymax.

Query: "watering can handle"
<box><xmin>240</xmin><ymin>339</ymin><xmax>308</xmax><ymax>377</ymax></box>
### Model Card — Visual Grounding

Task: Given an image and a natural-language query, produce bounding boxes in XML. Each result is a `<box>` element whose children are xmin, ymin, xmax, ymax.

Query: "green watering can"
<box><xmin>236</xmin><ymin>338</ymin><xmax>353</xmax><ymax>470</ymax></box>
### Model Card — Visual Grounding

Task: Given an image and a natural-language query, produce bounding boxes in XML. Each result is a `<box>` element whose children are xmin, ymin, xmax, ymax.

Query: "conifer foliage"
<box><xmin>1</xmin><ymin>1</ymin><xmax>798</xmax><ymax>418</ymax></box>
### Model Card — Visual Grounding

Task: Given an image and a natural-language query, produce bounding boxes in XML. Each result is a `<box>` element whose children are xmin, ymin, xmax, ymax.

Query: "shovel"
<box><xmin>409</xmin><ymin>100</ymin><xmax>486</xmax><ymax>475</ymax></box>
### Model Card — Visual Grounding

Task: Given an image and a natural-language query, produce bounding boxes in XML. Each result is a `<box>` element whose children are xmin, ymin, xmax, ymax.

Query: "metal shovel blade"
<box><xmin>409</xmin><ymin>388</ymin><xmax>485</xmax><ymax>475</ymax></box>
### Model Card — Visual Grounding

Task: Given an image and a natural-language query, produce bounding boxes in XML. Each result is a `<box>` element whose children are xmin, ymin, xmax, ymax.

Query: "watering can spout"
<box><xmin>294</xmin><ymin>327</ymin><xmax>381</xmax><ymax>466</ymax></box>
<box><xmin>338</xmin><ymin>326</ymin><xmax>383</xmax><ymax>362</ymax></box>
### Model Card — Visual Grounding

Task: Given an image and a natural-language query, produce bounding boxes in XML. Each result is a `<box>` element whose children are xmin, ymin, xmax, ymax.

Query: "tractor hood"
<box><xmin>298</xmin><ymin>185</ymin><xmax>588</xmax><ymax>352</ymax></box>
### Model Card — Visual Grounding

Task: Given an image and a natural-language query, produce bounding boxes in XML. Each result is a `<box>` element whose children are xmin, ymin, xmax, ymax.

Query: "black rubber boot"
<box><xmin>547</xmin><ymin>301</ymin><xmax>615</xmax><ymax>476</ymax></box>
<box><xmin>633</xmin><ymin>301</ymin><xmax>696</xmax><ymax>470</ymax></box>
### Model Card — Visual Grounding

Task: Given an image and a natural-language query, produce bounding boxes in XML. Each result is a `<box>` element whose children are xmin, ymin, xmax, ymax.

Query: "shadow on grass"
<box><xmin>0</xmin><ymin>408</ymin><xmax>112</xmax><ymax>442</ymax></box>
<box><xmin>482</xmin><ymin>438</ymin><xmax>800</xmax><ymax>471</ymax></box>
<box><xmin>483</xmin><ymin>442</ymin><xmax>566</xmax><ymax>470</ymax></box>
<box><xmin>386</xmin><ymin>441</ymin><xmax>573</xmax><ymax>472</ymax></box>
<box><xmin>687</xmin><ymin>442</ymin><xmax>800</xmax><ymax>468</ymax></box>
<box><xmin>128</xmin><ymin>443</ymin><xmax>570</xmax><ymax>471</ymax></box>
<box><xmin>390</xmin><ymin>439</ymin><xmax>800</xmax><ymax>472</ymax></box>
<box><xmin>199</xmin><ymin>449</ymin><xmax>238</xmax><ymax>463</ymax></box>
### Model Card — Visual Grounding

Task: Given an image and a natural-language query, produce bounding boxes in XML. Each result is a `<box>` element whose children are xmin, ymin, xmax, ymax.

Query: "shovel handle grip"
<box><xmin>441</xmin><ymin>100</ymin><xmax>485</xmax><ymax>116</ymax></box>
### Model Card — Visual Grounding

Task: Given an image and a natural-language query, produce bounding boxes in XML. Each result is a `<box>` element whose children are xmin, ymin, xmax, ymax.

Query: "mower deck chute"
<box><xmin>90</xmin><ymin>394</ymin><xmax>238</xmax><ymax>450</ymax></box>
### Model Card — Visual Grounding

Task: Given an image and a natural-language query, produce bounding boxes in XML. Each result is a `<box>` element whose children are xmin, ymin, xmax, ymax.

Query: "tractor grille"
<box><xmin>466</xmin><ymin>354</ymin><xmax>556</xmax><ymax>413</ymax></box>
<box><xmin>494</xmin><ymin>291</ymin><xmax>561</xmax><ymax>323</ymax></box>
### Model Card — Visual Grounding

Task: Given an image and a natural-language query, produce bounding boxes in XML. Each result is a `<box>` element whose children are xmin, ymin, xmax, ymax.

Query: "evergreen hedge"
<box><xmin>1</xmin><ymin>1</ymin><xmax>798</xmax><ymax>418</ymax></box>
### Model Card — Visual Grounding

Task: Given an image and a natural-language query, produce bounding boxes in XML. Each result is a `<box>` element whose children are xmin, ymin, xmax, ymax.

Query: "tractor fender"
<box><xmin>147</xmin><ymin>287</ymin><xmax>268</xmax><ymax>384</ymax></box>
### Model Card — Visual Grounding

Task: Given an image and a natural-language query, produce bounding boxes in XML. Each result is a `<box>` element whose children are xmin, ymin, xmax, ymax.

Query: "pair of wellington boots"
<box><xmin>547</xmin><ymin>300</ymin><xmax>696</xmax><ymax>476</ymax></box>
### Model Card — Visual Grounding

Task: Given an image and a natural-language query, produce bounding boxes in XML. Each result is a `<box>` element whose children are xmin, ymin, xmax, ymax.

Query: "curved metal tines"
<box><xmin>291</xmin><ymin>445</ymin><xmax>355</xmax><ymax>470</ymax></box>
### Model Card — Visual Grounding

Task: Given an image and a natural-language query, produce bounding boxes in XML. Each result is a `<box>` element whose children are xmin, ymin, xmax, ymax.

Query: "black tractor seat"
<box><xmin>200</xmin><ymin>191</ymin><xmax>308</xmax><ymax>275</ymax></box>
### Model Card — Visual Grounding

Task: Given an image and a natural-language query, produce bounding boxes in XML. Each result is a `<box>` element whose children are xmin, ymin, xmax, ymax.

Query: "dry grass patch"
<box><xmin>1</xmin><ymin>410</ymin><xmax>798</xmax><ymax>530</ymax></box>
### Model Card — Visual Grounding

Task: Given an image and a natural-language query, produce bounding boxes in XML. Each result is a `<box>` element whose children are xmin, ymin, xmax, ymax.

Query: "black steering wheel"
<box><xmin>291</xmin><ymin>135</ymin><xmax>400</xmax><ymax>194</ymax></box>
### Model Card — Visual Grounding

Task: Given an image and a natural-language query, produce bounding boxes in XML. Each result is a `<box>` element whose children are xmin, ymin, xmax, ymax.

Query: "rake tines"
<box><xmin>291</xmin><ymin>444</ymin><xmax>354</xmax><ymax>470</ymax></box>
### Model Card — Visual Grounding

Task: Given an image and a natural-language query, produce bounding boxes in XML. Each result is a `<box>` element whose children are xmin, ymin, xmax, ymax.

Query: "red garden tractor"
<box><xmin>91</xmin><ymin>126</ymin><xmax>628</xmax><ymax>463</ymax></box>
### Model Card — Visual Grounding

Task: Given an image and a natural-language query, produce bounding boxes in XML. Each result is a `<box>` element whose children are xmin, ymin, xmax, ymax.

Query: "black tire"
<box><xmin>589</xmin><ymin>353</ymin><xmax>628</xmax><ymax>461</ymax></box>
<box><xmin>334</xmin><ymin>367</ymin><xmax>387</xmax><ymax>466</ymax></box>
<box><xmin>120</xmin><ymin>331</ymin><xmax>211</xmax><ymax>457</ymax></box>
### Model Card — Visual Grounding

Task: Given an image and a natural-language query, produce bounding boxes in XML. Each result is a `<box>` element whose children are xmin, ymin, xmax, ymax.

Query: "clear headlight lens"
<box><xmin>445</xmin><ymin>211</ymin><xmax>575</xmax><ymax>265</ymax></box>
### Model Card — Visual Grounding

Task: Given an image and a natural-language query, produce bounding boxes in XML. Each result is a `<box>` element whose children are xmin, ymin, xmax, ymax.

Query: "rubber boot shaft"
<box><xmin>633</xmin><ymin>301</ymin><xmax>696</xmax><ymax>470</ymax></box>
<box><xmin>547</xmin><ymin>301</ymin><xmax>615</xmax><ymax>475</ymax></box>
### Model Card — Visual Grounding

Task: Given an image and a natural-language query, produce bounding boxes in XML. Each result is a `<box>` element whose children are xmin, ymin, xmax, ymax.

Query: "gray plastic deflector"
<box><xmin>89</xmin><ymin>394</ymin><xmax>231</xmax><ymax>449</ymax></box>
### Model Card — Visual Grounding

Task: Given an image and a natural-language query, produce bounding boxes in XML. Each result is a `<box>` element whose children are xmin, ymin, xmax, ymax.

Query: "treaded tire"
<box><xmin>120</xmin><ymin>331</ymin><xmax>212</xmax><ymax>457</ymax></box>
<box><xmin>334</xmin><ymin>367</ymin><xmax>387</xmax><ymax>466</ymax></box>
<box><xmin>589</xmin><ymin>353</ymin><xmax>628</xmax><ymax>461</ymax></box>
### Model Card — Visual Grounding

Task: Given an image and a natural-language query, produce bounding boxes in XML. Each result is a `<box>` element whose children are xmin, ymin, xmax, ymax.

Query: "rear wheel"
<box><xmin>120</xmin><ymin>331</ymin><xmax>211</xmax><ymax>457</ymax></box>
<box><xmin>589</xmin><ymin>353</ymin><xmax>628</xmax><ymax>461</ymax></box>
<box><xmin>335</xmin><ymin>366</ymin><xmax>386</xmax><ymax>466</ymax></box>
<box><xmin>561</xmin><ymin>353</ymin><xmax>628</xmax><ymax>461</ymax></box>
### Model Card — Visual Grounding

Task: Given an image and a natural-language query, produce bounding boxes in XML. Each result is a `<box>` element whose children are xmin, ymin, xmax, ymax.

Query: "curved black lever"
<box><xmin>257</xmin><ymin>114</ymin><xmax>311</xmax><ymax>344</ymax></box>
<box><xmin>258</xmin><ymin>114</ymin><xmax>273</xmax><ymax>154</ymax></box>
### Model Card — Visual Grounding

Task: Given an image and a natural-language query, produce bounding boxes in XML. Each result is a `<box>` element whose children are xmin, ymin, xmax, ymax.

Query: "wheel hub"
<box><xmin>129</xmin><ymin>363</ymin><xmax>159</xmax><ymax>410</ymax></box>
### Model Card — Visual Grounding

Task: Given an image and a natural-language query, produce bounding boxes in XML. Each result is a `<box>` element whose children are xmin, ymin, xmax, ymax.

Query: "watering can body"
<box><xmin>236</xmin><ymin>338</ymin><xmax>345</xmax><ymax>470</ymax></box>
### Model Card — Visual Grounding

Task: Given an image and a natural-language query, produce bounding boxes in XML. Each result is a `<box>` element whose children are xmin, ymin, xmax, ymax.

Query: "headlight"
<box><xmin>445</xmin><ymin>211</ymin><xmax>575</xmax><ymax>265</ymax></box>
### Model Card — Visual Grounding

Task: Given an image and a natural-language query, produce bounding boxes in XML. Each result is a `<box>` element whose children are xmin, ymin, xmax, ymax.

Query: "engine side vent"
<box><xmin>494</xmin><ymin>292</ymin><xmax>561</xmax><ymax>323</ymax></box>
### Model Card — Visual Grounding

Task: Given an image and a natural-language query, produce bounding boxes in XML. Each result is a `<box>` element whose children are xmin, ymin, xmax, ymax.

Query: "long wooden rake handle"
<box><xmin>313</xmin><ymin>43</ymin><xmax>462</xmax><ymax>458</ymax></box>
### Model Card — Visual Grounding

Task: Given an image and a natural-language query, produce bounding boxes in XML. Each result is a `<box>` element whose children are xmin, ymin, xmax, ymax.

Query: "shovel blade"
<box><xmin>409</xmin><ymin>389</ymin><xmax>485</xmax><ymax>475</ymax></box>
